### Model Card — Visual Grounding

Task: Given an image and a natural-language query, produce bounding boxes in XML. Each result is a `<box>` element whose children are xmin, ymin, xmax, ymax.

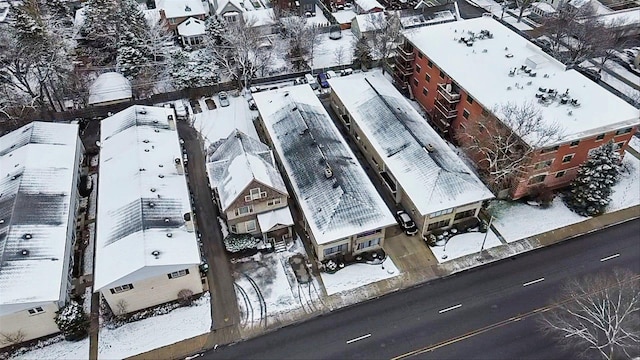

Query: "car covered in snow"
<box><xmin>218</xmin><ymin>91</ymin><xmax>230</xmax><ymax>107</ymax></box>
<box><xmin>174</xmin><ymin>100</ymin><xmax>187</xmax><ymax>119</ymax></box>
<box><xmin>396</xmin><ymin>210</ymin><xmax>418</xmax><ymax>236</ymax></box>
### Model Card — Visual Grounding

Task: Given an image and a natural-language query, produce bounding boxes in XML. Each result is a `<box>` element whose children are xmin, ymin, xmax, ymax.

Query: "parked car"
<box><xmin>576</xmin><ymin>66</ymin><xmax>601</xmax><ymax>82</ymax></box>
<box><xmin>305</xmin><ymin>73</ymin><xmax>319</xmax><ymax>90</ymax></box>
<box><xmin>317</xmin><ymin>72</ymin><xmax>330</xmax><ymax>88</ymax></box>
<box><xmin>248</xmin><ymin>99</ymin><xmax>257</xmax><ymax>110</ymax></box>
<box><xmin>174</xmin><ymin>100</ymin><xmax>187</xmax><ymax>119</ymax></box>
<box><xmin>396</xmin><ymin>210</ymin><xmax>418</xmax><ymax>236</ymax></box>
<box><xmin>326</xmin><ymin>70</ymin><xmax>337</xmax><ymax>79</ymax></box>
<box><xmin>218</xmin><ymin>91</ymin><xmax>230</xmax><ymax>107</ymax></box>
<box><xmin>294</xmin><ymin>77</ymin><xmax>305</xmax><ymax>85</ymax></box>
<box><xmin>340</xmin><ymin>68</ymin><xmax>353</xmax><ymax>76</ymax></box>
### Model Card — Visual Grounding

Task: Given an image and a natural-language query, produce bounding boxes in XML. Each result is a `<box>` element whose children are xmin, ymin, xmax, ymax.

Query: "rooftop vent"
<box><xmin>143</xmin><ymin>139</ymin><xmax>149</xmax><ymax>143</ymax></box>
<box><xmin>155</xmin><ymin>129</ymin><xmax>160</xmax><ymax>133</ymax></box>
<box><xmin>185</xmin><ymin>5</ymin><xmax>191</xmax><ymax>11</ymax></box>
<box><xmin>164</xmin><ymin>218</ymin><xmax>170</xmax><ymax>223</ymax></box>
<box><xmin>153</xmin><ymin>120</ymin><xmax>159</xmax><ymax>124</ymax></box>
<box><xmin>138</xmin><ymin>109</ymin><xmax>147</xmax><ymax>115</ymax></box>
<box><xmin>152</xmin><ymin>250</ymin><xmax>160</xmax><ymax>258</ymax></box>
<box><xmin>150</xmin><ymin>188</ymin><xmax>156</xmax><ymax>192</ymax></box>
<box><xmin>158</xmin><ymin>174</ymin><xmax>165</xmax><ymax>178</ymax></box>
<box><xmin>144</xmin><ymin>149</ymin><xmax>150</xmax><ymax>152</ymax></box>
<box><xmin>0</xmin><ymin>219</ymin><xmax>4</xmax><ymax>224</ymax></box>
<box><xmin>149</xmin><ymin>202</ymin><xmax>155</xmax><ymax>208</ymax></box>
<box><xmin>175</xmin><ymin>158</ymin><xmax>181</xmax><ymax>164</ymax></box>
<box><xmin>168</xmin><ymin>115</ymin><xmax>173</xmax><ymax>121</ymax></box>
<box><xmin>291</xmin><ymin>107</ymin><xmax>298</xmax><ymax>112</ymax></box>
<box><xmin>166</xmin><ymin>232</ymin><xmax>173</xmax><ymax>238</ymax></box>
<box><xmin>23</xmin><ymin>233</ymin><xmax>32</xmax><ymax>240</ymax></box>
<box><xmin>324</xmin><ymin>166</ymin><xmax>333</xmax><ymax>179</ymax></box>
<box><xmin>20</xmin><ymin>249</ymin><xmax>29</xmax><ymax>256</ymax></box>
<box><xmin>424</xmin><ymin>144</ymin><xmax>435</xmax><ymax>153</ymax></box>
<box><xmin>140</xmin><ymin>168</ymin><xmax>146</xmax><ymax>171</ymax></box>
<box><xmin>284</xmin><ymin>92</ymin><xmax>290</xmax><ymax>97</ymax></box>
<box><xmin>159</xmin><ymin>164</ymin><xmax>164</xmax><ymax>168</ymax></box>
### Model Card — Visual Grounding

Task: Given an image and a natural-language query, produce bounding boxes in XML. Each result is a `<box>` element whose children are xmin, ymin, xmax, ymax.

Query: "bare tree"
<box><xmin>455</xmin><ymin>101</ymin><xmax>563</xmax><ymax>192</ymax></box>
<box><xmin>366</xmin><ymin>11</ymin><xmax>403</xmax><ymax>74</ymax></box>
<box><xmin>143</xmin><ymin>19</ymin><xmax>174</xmax><ymax>63</ymax></box>
<box><xmin>334</xmin><ymin>45</ymin><xmax>345</xmax><ymax>68</ymax></box>
<box><xmin>279</xmin><ymin>13</ymin><xmax>316</xmax><ymax>71</ymax></box>
<box><xmin>515</xmin><ymin>0</ymin><xmax>534</xmax><ymax>23</ymax></box>
<box><xmin>539</xmin><ymin>268</ymin><xmax>640</xmax><ymax>360</ymax></box>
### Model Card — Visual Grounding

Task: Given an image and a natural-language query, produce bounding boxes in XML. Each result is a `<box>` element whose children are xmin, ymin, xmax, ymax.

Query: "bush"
<box><xmin>224</xmin><ymin>233</ymin><xmax>260</xmax><ymax>253</ymax></box>
<box><xmin>55</xmin><ymin>301</ymin><xmax>89</xmax><ymax>341</ymax></box>
<box><xmin>529</xmin><ymin>184</ymin><xmax>555</xmax><ymax>208</ymax></box>
<box><xmin>178</xmin><ymin>289</ymin><xmax>194</xmax><ymax>306</ymax></box>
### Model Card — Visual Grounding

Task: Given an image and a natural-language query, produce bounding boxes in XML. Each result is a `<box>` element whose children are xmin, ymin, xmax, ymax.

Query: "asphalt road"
<box><xmin>203</xmin><ymin>219</ymin><xmax>640</xmax><ymax>359</ymax></box>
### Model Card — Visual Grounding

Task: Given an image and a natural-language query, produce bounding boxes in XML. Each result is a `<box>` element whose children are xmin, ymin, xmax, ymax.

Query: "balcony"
<box><xmin>396</xmin><ymin>45</ymin><xmax>415</xmax><ymax>62</ymax></box>
<box><xmin>437</xmin><ymin>83</ymin><xmax>461</xmax><ymax>103</ymax></box>
<box><xmin>434</xmin><ymin>98</ymin><xmax>458</xmax><ymax>119</ymax></box>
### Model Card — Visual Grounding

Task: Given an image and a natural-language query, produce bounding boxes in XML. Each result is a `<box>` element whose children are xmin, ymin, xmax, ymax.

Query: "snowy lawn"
<box><xmin>312</xmin><ymin>30</ymin><xmax>355</xmax><ymax>69</ymax></box>
<box><xmin>192</xmin><ymin>94</ymin><xmax>259</xmax><ymax>150</ymax></box>
<box><xmin>10</xmin><ymin>336</ymin><xmax>88</xmax><ymax>360</ymax></box>
<box><xmin>430</xmin><ymin>230</ymin><xmax>503</xmax><ymax>263</ymax></box>
<box><xmin>320</xmin><ymin>256</ymin><xmax>400</xmax><ymax>296</ymax></box>
<box><xmin>306</xmin><ymin>5</ymin><xmax>331</xmax><ymax>27</ymax></box>
<box><xmin>489</xmin><ymin>152</ymin><xmax>640</xmax><ymax>242</ymax></box>
<box><xmin>629</xmin><ymin>135</ymin><xmax>640</xmax><ymax>154</ymax></box>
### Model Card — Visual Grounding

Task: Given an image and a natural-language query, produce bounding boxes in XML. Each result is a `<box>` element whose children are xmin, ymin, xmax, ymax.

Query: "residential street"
<box><xmin>203</xmin><ymin>219</ymin><xmax>640</xmax><ymax>359</ymax></box>
<box><xmin>177</xmin><ymin>120</ymin><xmax>241</xmax><ymax>336</ymax></box>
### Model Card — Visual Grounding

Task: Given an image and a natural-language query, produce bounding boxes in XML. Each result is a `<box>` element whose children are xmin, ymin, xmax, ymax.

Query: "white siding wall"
<box><xmin>0</xmin><ymin>303</ymin><xmax>60</xmax><ymax>348</ymax></box>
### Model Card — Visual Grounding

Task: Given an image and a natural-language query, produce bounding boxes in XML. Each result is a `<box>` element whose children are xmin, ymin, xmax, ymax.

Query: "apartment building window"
<box><xmin>236</xmin><ymin>205</ymin><xmax>253</xmax><ymax>216</ymax></box>
<box><xmin>427</xmin><ymin>60</ymin><xmax>433</xmax><ymax>68</ymax></box>
<box><xmin>615</xmin><ymin>128</ymin><xmax>632</xmax><ymax>135</ymax></box>
<box><xmin>230</xmin><ymin>224</ymin><xmax>237</xmax><ymax>233</ymax></box>
<box><xmin>418</xmin><ymin>52</ymin><xmax>423</xmax><ymax>58</ymax></box>
<box><xmin>356</xmin><ymin>238</ymin><xmax>380</xmax><ymax>250</ymax></box>
<box><xmin>323</xmin><ymin>243</ymin><xmax>348</xmax><ymax>257</ymax></box>
<box><xmin>413</xmin><ymin>78</ymin><xmax>418</xmax><ymax>87</ymax></box>
<box><xmin>267</xmin><ymin>198</ymin><xmax>282</xmax><ymax>206</ymax></box>
<box><xmin>168</xmin><ymin>269</ymin><xmax>190</xmax><ymax>279</ymax></box>
<box><xmin>415</xmin><ymin>64</ymin><xmax>421</xmax><ymax>73</ymax></box>
<box><xmin>439</xmin><ymin>70</ymin><xmax>445</xmax><ymax>79</ymax></box>
<box><xmin>535</xmin><ymin>159</ymin><xmax>553</xmax><ymax>169</ymax></box>
<box><xmin>596</xmin><ymin>133</ymin><xmax>605</xmax><ymax>141</ymax></box>
<box><xmin>529</xmin><ymin>174</ymin><xmax>547</xmax><ymax>185</ymax></box>
<box><xmin>27</xmin><ymin>307</ymin><xmax>45</xmax><ymax>315</ymax></box>
<box><xmin>454</xmin><ymin>209</ymin><xmax>475</xmax><ymax>220</ymax></box>
<box><xmin>430</xmin><ymin>208</ymin><xmax>453</xmax><ymax>218</ymax></box>
<box><xmin>428</xmin><ymin>219</ymin><xmax>450</xmax><ymax>231</ymax></box>
<box><xmin>562</xmin><ymin>154</ymin><xmax>574</xmax><ymax>163</ymax></box>
<box><xmin>425</xmin><ymin>73</ymin><xmax>431</xmax><ymax>82</ymax></box>
<box><xmin>481</xmin><ymin>109</ymin><xmax>489</xmax><ymax>117</ymax></box>
<box><xmin>422</xmin><ymin>87</ymin><xmax>428</xmax><ymax>96</ymax></box>
<box><xmin>110</xmin><ymin>284</ymin><xmax>134</xmax><ymax>294</ymax></box>
<box><xmin>615</xmin><ymin>141</ymin><xmax>626</xmax><ymax>150</ymax></box>
<box><xmin>246</xmin><ymin>220</ymin><xmax>257</xmax><ymax>232</ymax></box>
<box><xmin>570</xmin><ymin>140</ymin><xmax>580</xmax><ymax>147</ymax></box>
<box><xmin>555</xmin><ymin>171</ymin><xmax>566</xmax><ymax>178</ymax></box>
<box><xmin>540</xmin><ymin>145</ymin><xmax>560</xmax><ymax>154</ymax></box>
<box><xmin>463</xmin><ymin>109</ymin><xmax>470</xmax><ymax>119</ymax></box>
<box><xmin>466</xmin><ymin>95</ymin><xmax>474</xmax><ymax>104</ymax></box>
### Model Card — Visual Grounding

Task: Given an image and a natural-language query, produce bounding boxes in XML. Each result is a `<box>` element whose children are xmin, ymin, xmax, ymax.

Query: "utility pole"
<box><xmin>477</xmin><ymin>215</ymin><xmax>493</xmax><ymax>262</ymax></box>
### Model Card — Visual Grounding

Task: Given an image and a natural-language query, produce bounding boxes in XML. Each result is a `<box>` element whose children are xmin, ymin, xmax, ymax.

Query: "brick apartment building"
<box><xmin>393</xmin><ymin>16</ymin><xmax>639</xmax><ymax>199</ymax></box>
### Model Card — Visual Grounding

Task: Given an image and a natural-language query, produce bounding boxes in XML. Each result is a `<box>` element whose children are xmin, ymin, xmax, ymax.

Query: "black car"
<box><xmin>576</xmin><ymin>67</ymin><xmax>601</xmax><ymax>82</ymax></box>
<box><xmin>396</xmin><ymin>210</ymin><xmax>418</xmax><ymax>236</ymax></box>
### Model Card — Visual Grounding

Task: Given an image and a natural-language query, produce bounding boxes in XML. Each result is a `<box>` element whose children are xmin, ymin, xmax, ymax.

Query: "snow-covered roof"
<box><xmin>0</xmin><ymin>122</ymin><xmax>80</xmax><ymax>314</ymax></box>
<box><xmin>215</xmin><ymin>0</ymin><xmax>244</xmax><ymax>15</ymax></box>
<box><xmin>404</xmin><ymin>17</ymin><xmax>639</xmax><ymax>146</ymax></box>
<box><xmin>355</xmin><ymin>0</ymin><xmax>384</xmax><ymax>12</ymax></box>
<box><xmin>400</xmin><ymin>10</ymin><xmax>456</xmax><ymax>29</ymax></box>
<box><xmin>593</xmin><ymin>7</ymin><xmax>640</xmax><ymax>27</ymax></box>
<box><xmin>244</xmin><ymin>8</ymin><xmax>275</xmax><ymax>27</ymax></box>
<box><xmin>156</xmin><ymin>0</ymin><xmax>207</xmax><ymax>19</ymax></box>
<box><xmin>531</xmin><ymin>2</ymin><xmax>556</xmax><ymax>13</ymax></box>
<box><xmin>257</xmin><ymin>208</ymin><xmax>294</xmax><ymax>232</ymax></box>
<box><xmin>329</xmin><ymin>71</ymin><xmax>494</xmax><ymax>215</ymax></box>
<box><xmin>177</xmin><ymin>17</ymin><xmax>206</xmax><ymax>37</ymax></box>
<box><xmin>353</xmin><ymin>12</ymin><xmax>385</xmax><ymax>32</ymax></box>
<box><xmin>88</xmin><ymin>72</ymin><xmax>132</xmax><ymax>106</ymax></box>
<box><xmin>252</xmin><ymin>85</ymin><xmax>395</xmax><ymax>245</ymax></box>
<box><xmin>94</xmin><ymin>106</ymin><xmax>201</xmax><ymax>291</ymax></box>
<box><xmin>206</xmin><ymin>130</ymin><xmax>288</xmax><ymax>211</ymax></box>
<box><xmin>333</xmin><ymin>9</ymin><xmax>357</xmax><ymax>24</ymax></box>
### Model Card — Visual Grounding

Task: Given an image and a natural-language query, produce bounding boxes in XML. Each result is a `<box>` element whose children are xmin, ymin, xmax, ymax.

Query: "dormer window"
<box><xmin>185</xmin><ymin>5</ymin><xmax>191</xmax><ymax>11</ymax></box>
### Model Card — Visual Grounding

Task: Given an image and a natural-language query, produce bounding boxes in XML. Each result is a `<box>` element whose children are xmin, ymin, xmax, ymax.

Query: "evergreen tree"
<box><xmin>205</xmin><ymin>16</ymin><xmax>226</xmax><ymax>46</ymax></box>
<box><xmin>169</xmin><ymin>49</ymin><xmax>218</xmax><ymax>89</ymax></box>
<box><xmin>116</xmin><ymin>30</ymin><xmax>148</xmax><ymax>79</ymax></box>
<box><xmin>564</xmin><ymin>141</ymin><xmax>621</xmax><ymax>217</ymax></box>
<box><xmin>353</xmin><ymin>36</ymin><xmax>372</xmax><ymax>69</ymax></box>
<box><xmin>55</xmin><ymin>301</ymin><xmax>89</xmax><ymax>341</ymax></box>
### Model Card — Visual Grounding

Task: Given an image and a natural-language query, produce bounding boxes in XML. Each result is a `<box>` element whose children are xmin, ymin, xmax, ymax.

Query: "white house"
<box><xmin>530</xmin><ymin>2</ymin><xmax>556</xmax><ymax>17</ymax></box>
<box><xmin>88</xmin><ymin>72</ymin><xmax>132</xmax><ymax>107</ymax></box>
<box><xmin>177</xmin><ymin>17</ymin><xmax>206</xmax><ymax>46</ymax></box>
<box><xmin>0</xmin><ymin>122</ymin><xmax>84</xmax><ymax>348</ymax></box>
<box><xmin>351</xmin><ymin>12</ymin><xmax>385</xmax><ymax>40</ymax></box>
<box><xmin>328</xmin><ymin>71</ymin><xmax>494</xmax><ymax>236</ymax></box>
<box><xmin>94</xmin><ymin>105</ymin><xmax>204</xmax><ymax>315</ymax></box>
<box><xmin>354</xmin><ymin>0</ymin><xmax>384</xmax><ymax>14</ymax></box>
<box><xmin>252</xmin><ymin>85</ymin><xmax>396</xmax><ymax>262</ymax></box>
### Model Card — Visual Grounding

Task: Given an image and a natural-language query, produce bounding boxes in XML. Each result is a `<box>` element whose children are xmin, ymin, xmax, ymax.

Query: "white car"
<box><xmin>174</xmin><ymin>100</ymin><xmax>187</xmax><ymax>119</ymax></box>
<box><xmin>218</xmin><ymin>91</ymin><xmax>230</xmax><ymax>107</ymax></box>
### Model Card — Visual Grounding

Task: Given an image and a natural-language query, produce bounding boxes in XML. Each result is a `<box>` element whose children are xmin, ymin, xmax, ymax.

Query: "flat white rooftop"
<box><xmin>252</xmin><ymin>85</ymin><xmax>396</xmax><ymax>245</ymax></box>
<box><xmin>329</xmin><ymin>71</ymin><xmax>494</xmax><ymax>216</ymax></box>
<box><xmin>405</xmin><ymin>17</ymin><xmax>639</xmax><ymax>146</ymax></box>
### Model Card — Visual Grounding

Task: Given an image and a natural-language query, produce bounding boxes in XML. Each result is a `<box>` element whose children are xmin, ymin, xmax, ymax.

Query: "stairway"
<box><xmin>274</xmin><ymin>237</ymin><xmax>287</xmax><ymax>253</ymax></box>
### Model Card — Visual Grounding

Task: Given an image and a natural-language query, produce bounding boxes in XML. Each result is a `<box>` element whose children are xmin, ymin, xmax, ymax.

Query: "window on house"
<box><xmin>540</xmin><ymin>146</ymin><xmax>560</xmax><ymax>154</ymax></box>
<box><xmin>427</xmin><ymin>219</ymin><xmax>450</xmax><ymax>231</ymax></box>
<box><xmin>425</xmin><ymin>73</ymin><xmax>431</xmax><ymax>82</ymax></box>
<box><xmin>250</xmin><ymin>188</ymin><xmax>261</xmax><ymax>200</ymax></box>
<box><xmin>454</xmin><ymin>209</ymin><xmax>475</xmax><ymax>220</ymax></box>
<box><xmin>430</xmin><ymin>208</ymin><xmax>453</xmax><ymax>218</ymax></box>
<box><xmin>267</xmin><ymin>198</ymin><xmax>282</xmax><ymax>206</ymax></box>
<box><xmin>466</xmin><ymin>95</ymin><xmax>474</xmax><ymax>104</ymax></box>
<box><xmin>110</xmin><ymin>284</ymin><xmax>134</xmax><ymax>294</ymax></box>
<box><xmin>555</xmin><ymin>171</ymin><xmax>566</xmax><ymax>178</ymax></box>
<box><xmin>246</xmin><ymin>220</ymin><xmax>257</xmax><ymax>232</ymax></box>
<box><xmin>463</xmin><ymin>109</ymin><xmax>470</xmax><ymax>119</ymax></box>
<box><xmin>439</xmin><ymin>70</ymin><xmax>445</xmax><ymax>79</ymax></box>
<box><xmin>615</xmin><ymin>128</ymin><xmax>632</xmax><ymax>135</ymax></box>
<box><xmin>356</xmin><ymin>238</ymin><xmax>380</xmax><ymax>250</ymax></box>
<box><xmin>422</xmin><ymin>87</ymin><xmax>428</xmax><ymax>96</ymax></box>
<box><xmin>596</xmin><ymin>133</ymin><xmax>605</xmax><ymax>141</ymax></box>
<box><xmin>230</xmin><ymin>224</ymin><xmax>237</xmax><ymax>233</ymax></box>
<box><xmin>323</xmin><ymin>243</ymin><xmax>348</xmax><ymax>257</ymax></box>
<box><xmin>535</xmin><ymin>160</ymin><xmax>553</xmax><ymax>169</ymax></box>
<box><xmin>27</xmin><ymin>307</ymin><xmax>45</xmax><ymax>315</ymax></box>
<box><xmin>418</xmin><ymin>52</ymin><xmax>423</xmax><ymax>58</ymax></box>
<box><xmin>168</xmin><ymin>269</ymin><xmax>190</xmax><ymax>279</ymax></box>
<box><xmin>236</xmin><ymin>205</ymin><xmax>252</xmax><ymax>215</ymax></box>
<box><xmin>562</xmin><ymin>154</ymin><xmax>574</xmax><ymax>163</ymax></box>
<box><xmin>427</xmin><ymin>60</ymin><xmax>433</xmax><ymax>68</ymax></box>
<box><xmin>529</xmin><ymin>174</ymin><xmax>547</xmax><ymax>185</ymax></box>
<box><xmin>168</xmin><ymin>18</ymin><xmax>176</xmax><ymax>24</ymax></box>
<box><xmin>570</xmin><ymin>140</ymin><xmax>580</xmax><ymax>147</ymax></box>
<box><xmin>413</xmin><ymin>78</ymin><xmax>418</xmax><ymax>87</ymax></box>
<box><xmin>615</xmin><ymin>141</ymin><xmax>625</xmax><ymax>150</ymax></box>
<box><xmin>415</xmin><ymin>64</ymin><xmax>421</xmax><ymax>73</ymax></box>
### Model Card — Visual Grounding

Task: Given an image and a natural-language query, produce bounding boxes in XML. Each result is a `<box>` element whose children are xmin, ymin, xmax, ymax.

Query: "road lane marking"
<box><xmin>600</xmin><ymin>253</ymin><xmax>620</xmax><ymax>262</ymax></box>
<box><xmin>346</xmin><ymin>333</ymin><xmax>371</xmax><ymax>344</ymax></box>
<box><xmin>438</xmin><ymin>304</ymin><xmax>462</xmax><ymax>314</ymax></box>
<box><xmin>522</xmin><ymin>277</ymin><xmax>545</xmax><ymax>287</ymax></box>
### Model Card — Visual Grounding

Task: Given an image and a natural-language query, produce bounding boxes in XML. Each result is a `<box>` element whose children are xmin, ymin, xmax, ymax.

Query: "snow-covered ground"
<box><xmin>12</xmin><ymin>294</ymin><xmax>212</xmax><ymax>360</ymax></box>
<box><xmin>629</xmin><ymin>135</ymin><xmax>640</xmax><ymax>154</ymax></box>
<box><xmin>332</xmin><ymin>9</ymin><xmax>356</xmax><ymax>24</ymax></box>
<box><xmin>466</xmin><ymin>0</ymin><xmax>534</xmax><ymax>30</ymax></box>
<box><xmin>306</xmin><ymin>5</ymin><xmax>331</xmax><ymax>27</ymax></box>
<box><xmin>191</xmin><ymin>94</ymin><xmax>259</xmax><ymax>150</ymax></box>
<box><xmin>580</xmin><ymin>59</ymin><xmax>640</xmax><ymax>104</ymax></box>
<box><xmin>430</xmin><ymin>230</ymin><xmax>503</xmax><ymax>262</ymax></box>
<box><xmin>490</xmin><ymin>152</ymin><xmax>640</xmax><ymax>242</ymax></box>
<box><xmin>320</xmin><ymin>256</ymin><xmax>400</xmax><ymax>296</ymax></box>
<box><xmin>312</xmin><ymin>29</ymin><xmax>355</xmax><ymax>69</ymax></box>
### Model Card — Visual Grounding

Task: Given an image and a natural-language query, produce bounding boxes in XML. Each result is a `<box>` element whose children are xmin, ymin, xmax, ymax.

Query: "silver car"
<box><xmin>218</xmin><ymin>91</ymin><xmax>230</xmax><ymax>107</ymax></box>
